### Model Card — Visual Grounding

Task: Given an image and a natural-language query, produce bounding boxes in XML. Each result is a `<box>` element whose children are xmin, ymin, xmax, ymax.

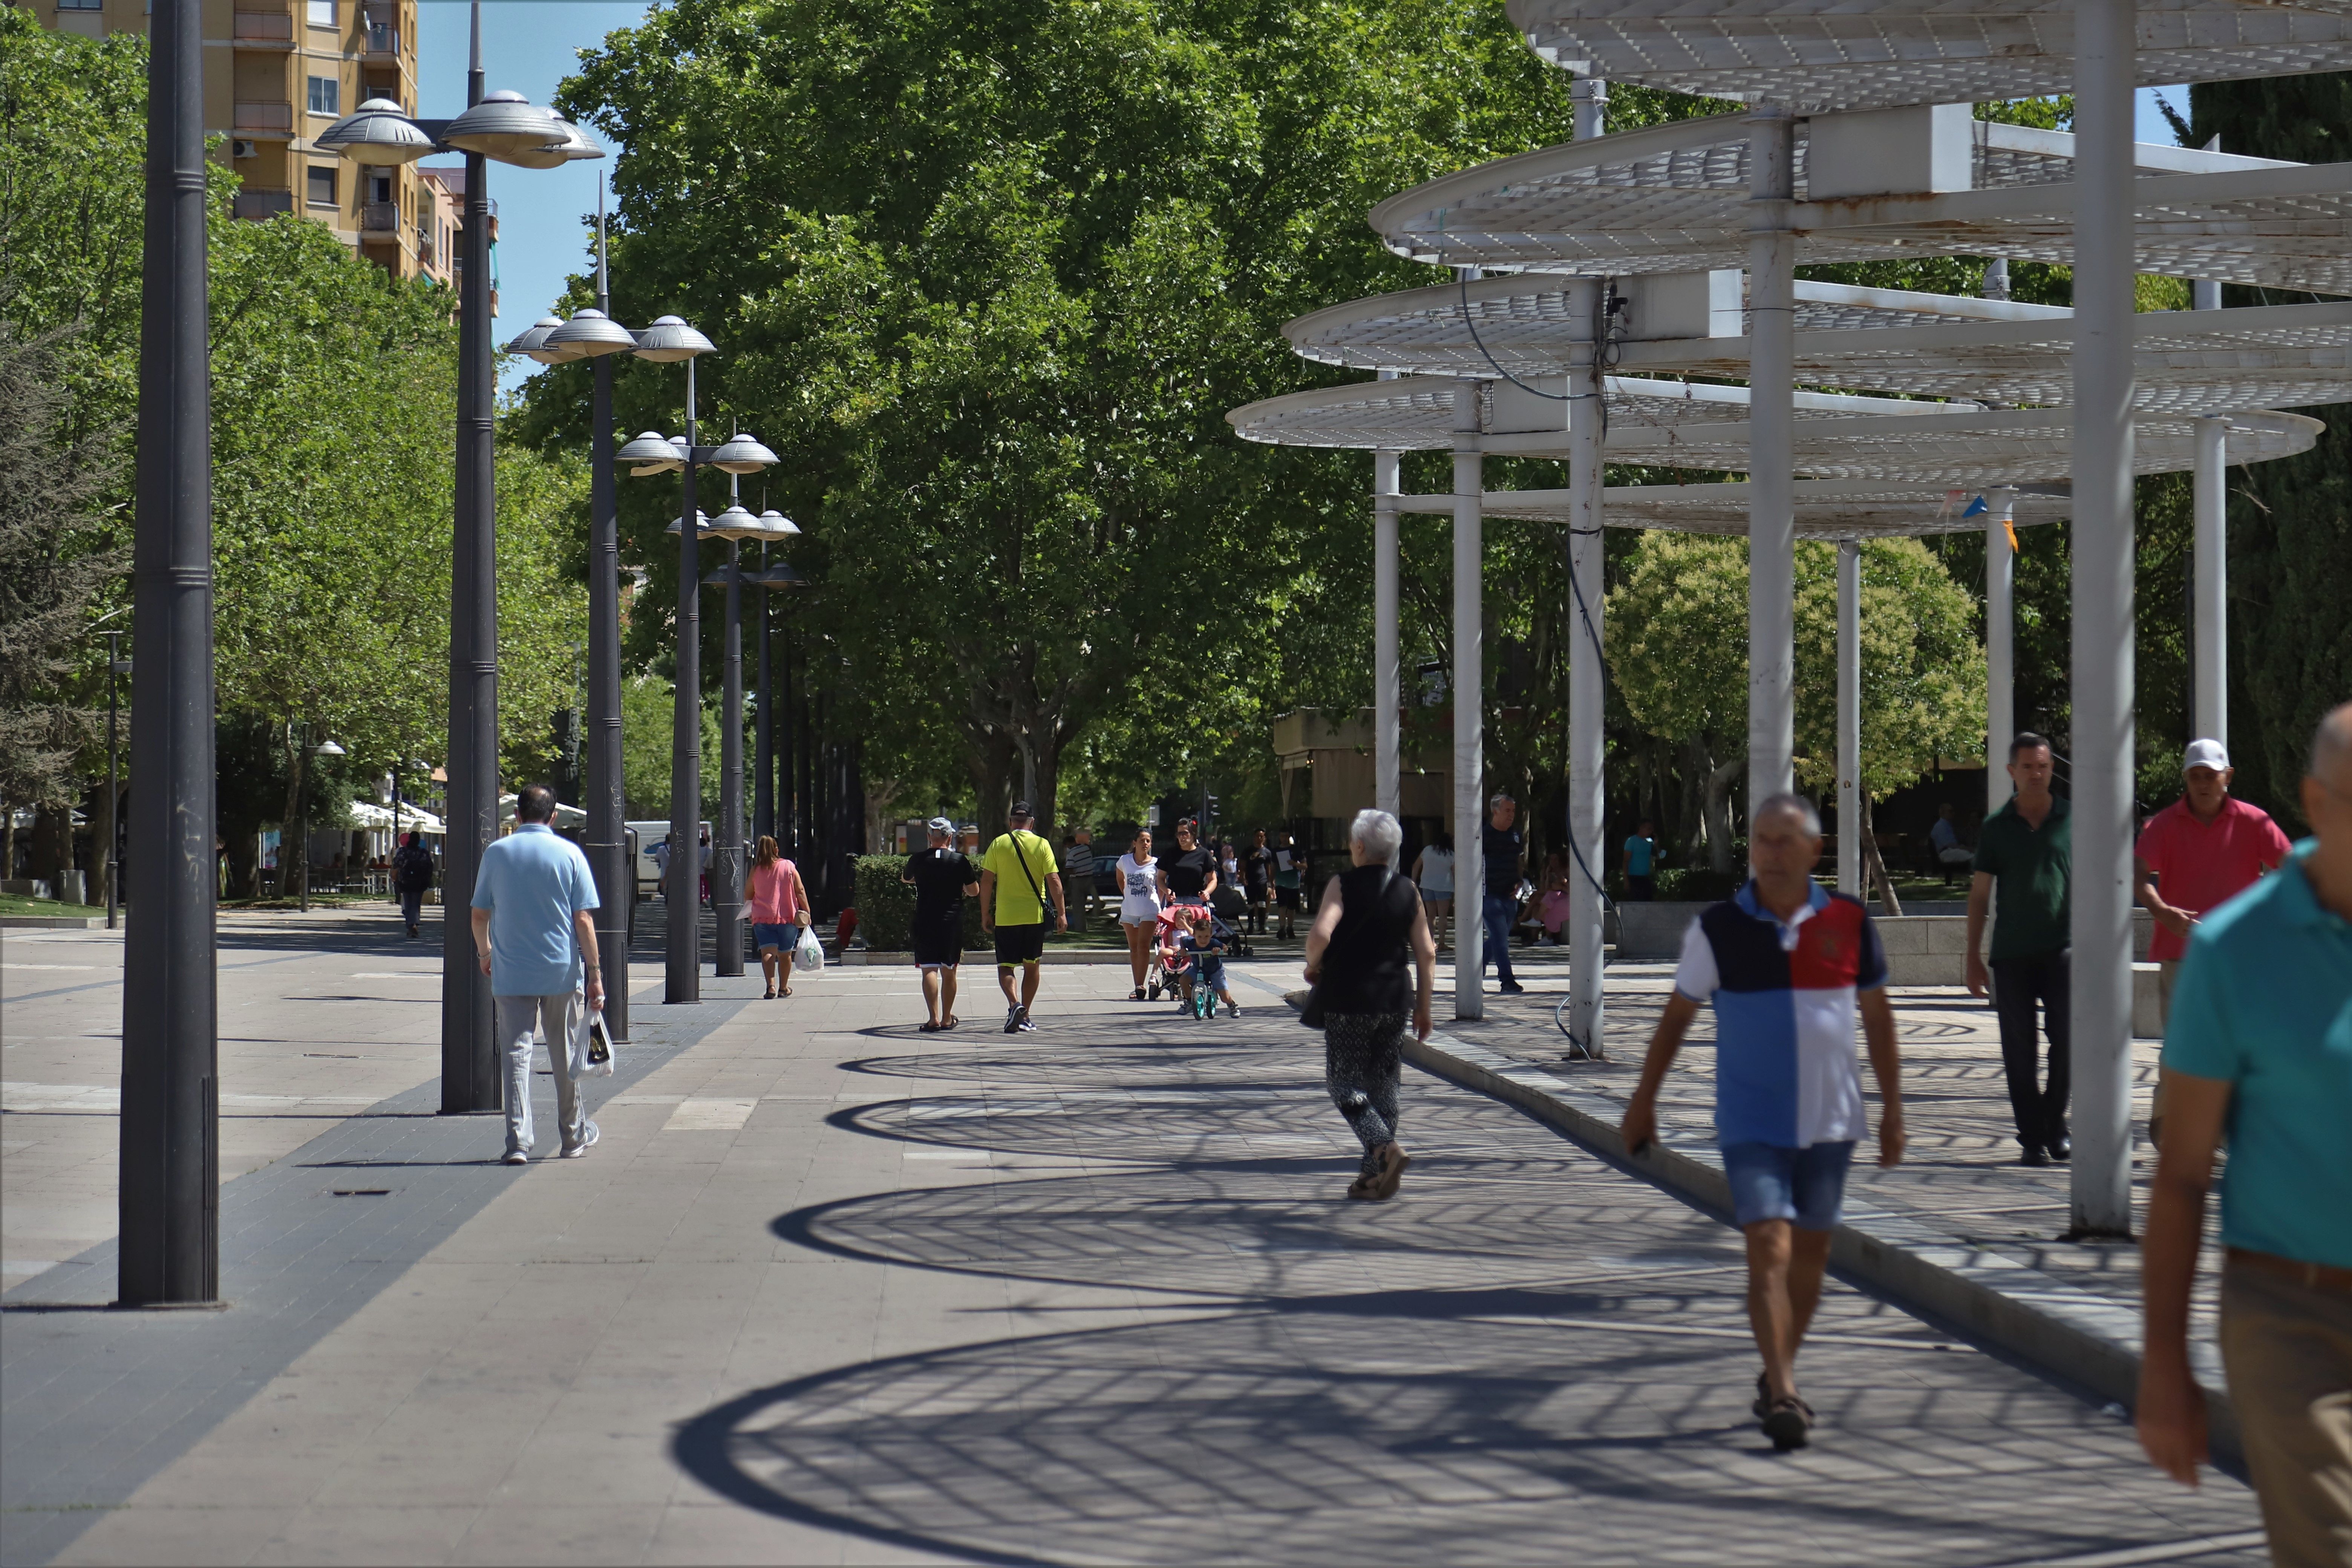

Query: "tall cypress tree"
<box><xmin>2183</xmin><ymin>74</ymin><xmax>2352</xmax><ymax>824</ymax></box>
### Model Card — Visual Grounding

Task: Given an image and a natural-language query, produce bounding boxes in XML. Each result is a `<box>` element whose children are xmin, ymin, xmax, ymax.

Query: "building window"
<box><xmin>307</xmin><ymin>76</ymin><xmax>340</xmax><ymax>116</ymax></box>
<box><xmin>306</xmin><ymin>0</ymin><xmax>337</xmax><ymax>24</ymax></box>
<box><xmin>368</xmin><ymin>172</ymin><xmax>392</xmax><ymax>204</ymax></box>
<box><xmin>57</xmin><ymin>0</ymin><xmax>105</xmax><ymax>10</ymax></box>
<box><xmin>306</xmin><ymin>165</ymin><xmax>337</xmax><ymax>208</ymax></box>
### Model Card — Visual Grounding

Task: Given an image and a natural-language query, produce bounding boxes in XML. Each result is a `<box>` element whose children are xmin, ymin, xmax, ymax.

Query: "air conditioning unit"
<box><xmin>233</xmin><ymin>139</ymin><xmax>259</xmax><ymax>159</ymax></box>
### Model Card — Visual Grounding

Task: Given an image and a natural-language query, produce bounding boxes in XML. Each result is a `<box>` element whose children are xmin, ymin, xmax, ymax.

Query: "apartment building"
<box><xmin>36</xmin><ymin>0</ymin><xmax>452</xmax><ymax>286</ymax></box>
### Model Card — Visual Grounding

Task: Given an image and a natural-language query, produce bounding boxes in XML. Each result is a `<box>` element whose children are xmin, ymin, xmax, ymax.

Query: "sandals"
<box><xmin>1762</xmin><ymin>1394</ymin><xmax>1814</xmax><ymax>1452</ymax></box>
<box><xmin>1345</xmin><ymin>1175</ymin><xmax>1378</xmax><ymax>1200</ymax></box>
<box><xmin>1372</xmin><ymin>1144</ymin><xmax>1412</xmax><ymax>1200</ymax></box>
<box><xmin>1130</xmin><ymin>988</ymin><xmax>1146</xmax><ymax>1001</ymax></box>
<box><xmin>918</xmin><ymin>1020</ymin><xmax>943</xmax><ymax>1033</ymax></box>
<box><xmin>763</xmin><ymin>988</ymin><xmax>776</xmax><ymax>1000</ymax></box>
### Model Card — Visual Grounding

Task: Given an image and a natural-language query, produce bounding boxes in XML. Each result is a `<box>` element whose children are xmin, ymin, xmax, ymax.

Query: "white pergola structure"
<box><xmin>1240</xmin><ymin>0</ymin><xmax>2350</xmax><ymax>1234</ymax></box>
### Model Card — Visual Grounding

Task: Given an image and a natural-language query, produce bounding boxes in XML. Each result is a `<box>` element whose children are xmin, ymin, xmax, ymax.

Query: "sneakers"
<box><xmin>501</xmin><ymin>1149</ymin><xmax>529</xmax><ymax>1165</ymax></box>
<box><xmin>1004</xmin><ymin>1004</ymin><xmax>1023</xmax><ymax>1035</ymax></box>
<box><xmin>1224</xmin><ymin>1001</ymin><xmax>1241</xmax><ymax>1018</ymax></box>
<box><xmin>562</xmin><ymin>1119</ymin><xmax>600</xmax><ymax>1159</ymax></box>
<box><xmin>1015</xmin><ymin>1007</ymin><xmax>1037</xmax><ymax>1033</ymax></box>
<box><xmin>1499</xmin><ymin>981</ymin><xmax>1527</xmax><ymax>995</ymax></box>
<box><xmin>2021</xmin><ymin>1144</ymin><xmax>2052</xmax><ymax>1167</ymax></box>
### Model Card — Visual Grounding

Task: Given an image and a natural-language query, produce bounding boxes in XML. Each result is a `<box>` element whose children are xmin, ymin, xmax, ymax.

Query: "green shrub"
<box><xmin>1653</xmin><ymin>864</ymin><xmax>1743</xmax><ymax>903</ymax></box>
<box><xmin>853</xmin><ymin>855</ymin><xmax>914</xmax><ymax>949</ymax></box>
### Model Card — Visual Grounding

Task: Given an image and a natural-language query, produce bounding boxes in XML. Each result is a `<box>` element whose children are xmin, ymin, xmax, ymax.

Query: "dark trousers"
<box><xmin>1625</xmin><ymin>874</ymin><xmax>1654</xmax><ymax>902</ymax></box>
<box><xmin>1991</xmin><ymin>948</ymin><xmax>2071</xmax><ymax>1150</ymax></box>
<box><xmin>1481</xmin><ymin>894</ymin><xmax>1518</xmax><ymax>987</ymax></box>
<box><xmin>399</xmin><ymin>887</ymin><xmax>423</xmax><ymax>929</ymax></box>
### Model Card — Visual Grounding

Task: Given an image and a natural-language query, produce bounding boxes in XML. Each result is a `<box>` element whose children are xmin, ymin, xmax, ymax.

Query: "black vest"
<box><xmin>1318</xmin><ymin>862</ymin><xmax>1417</xmax><ymax>1014</ymax></box>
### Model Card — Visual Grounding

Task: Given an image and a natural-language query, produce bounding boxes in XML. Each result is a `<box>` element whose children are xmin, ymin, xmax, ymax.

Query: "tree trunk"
<box><xmin>2</xmin><ymin>796</ymin><xmax>15</xmax><ymax>887</ymax></box>
<box><xmin>1859</xmin><ymin>788</ymin><xmax>1903</xmax><ymax>915</ymax></box>
<box><xmin>277</xmin><ymin>725</ymin><xmax>305</xmax><ymax>899</ymax></box>
<box><xmin>29</xmin><ymin>800</ymin><xmax>71</xmax><ymax>887</ymax></box>
<box><xmin>1703</xmin><ymin>750</ymin><xmax>1744</xmax><ymax>875</ymax></box>
<box><xmin>85</xmin><ymin>777</ymin><xmax>116</xmax><ymax>909</ymax></box>
<box><xmin>225</xmin><ymin>831</ymin><xmax>260</xmax><ymax>901</ymax></box>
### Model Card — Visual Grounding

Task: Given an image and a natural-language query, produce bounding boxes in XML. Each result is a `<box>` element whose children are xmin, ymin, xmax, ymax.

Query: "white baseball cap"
<box><xmin>2183</xmin><ymin>738</ymin><xmax>2231</xmax><ymax>773</ymax></box>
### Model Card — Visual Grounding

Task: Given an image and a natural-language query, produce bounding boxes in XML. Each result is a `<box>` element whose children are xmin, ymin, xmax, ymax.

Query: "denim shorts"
<box><xmin>752</xmin><ymin>922</ymin><xmax>798</xmax><ymax>953</ymax></box>
<box><xmin>1720</xmin><ymin>1140</ymin><xmax>1856</xmax><ymax>1231</ymax></box>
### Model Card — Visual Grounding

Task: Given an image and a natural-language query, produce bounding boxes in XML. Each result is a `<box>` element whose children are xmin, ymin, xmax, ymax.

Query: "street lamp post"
<box><xmin>120</xmin><ymin>0</ymin><xmax>216</xmax><ymax>1305</ymax></box>
<box><xmin>618</xmin><ymin>356</ymin><xmax>775</xmax><ymax>1001</ymax></box>
<box><xmin>315</xmin><ymin>9</ymin><xmax>600</xmax><ymax>1110</ymax></box>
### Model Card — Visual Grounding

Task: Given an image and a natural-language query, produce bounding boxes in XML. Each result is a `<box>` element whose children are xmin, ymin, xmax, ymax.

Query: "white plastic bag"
<box><xmin>571</xmin><ymin>1005</ymin><xmax>616</xmax><ymax>1080</ymax></box>
<box><xmin>793</xmin><ymin>924</ymin><xmax>825</xmax><ymax>975</ymax></box>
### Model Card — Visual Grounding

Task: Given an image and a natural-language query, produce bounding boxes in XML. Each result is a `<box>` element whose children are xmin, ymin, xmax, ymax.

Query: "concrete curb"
<box><xmin>837</xmin><ymin>946</ymin><xmax>1150</xmax><ymax>966</ymax></box>
<box><xmin>1395</xmin><ymin>1024</ymin><xmax>2242</xmax><ymax>1465</ymax></box>
<box><xmin>1</xmin><ymin>915</ymin><xmax>107</xmax><ymax>929</ymax></box>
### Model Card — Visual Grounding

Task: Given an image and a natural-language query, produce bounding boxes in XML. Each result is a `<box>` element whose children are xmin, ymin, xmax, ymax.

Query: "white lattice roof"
<box><xmin>1505</xmin><ymin>0</ymin><xmax>2352</xmax><ymax>113</ymax></box>
<box><xmin>1286</xmin><ymin>280</ymin><xmax>2352</xmax><ymax>413</ymax></box>
<box><xmin>1416</xmin><ymin>479</ymin><xmax>2075</xmax><ymax>537</ymax></box>
<box><xmin>1370</xmin><ymin>116</ymin><xmax>2352</xmax><ymax>293</ymax></box>
<box><xmin>1227</xmin><ymin>374</ymin><xmax>2320</xmax><ymax>482</ymax></box>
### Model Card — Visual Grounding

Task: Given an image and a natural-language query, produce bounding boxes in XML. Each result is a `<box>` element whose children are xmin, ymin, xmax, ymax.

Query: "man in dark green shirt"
<box><xmin>1966</xmin><ymin>733</ymin><xmax>2073</xmax><ymax>1165</ymax></box>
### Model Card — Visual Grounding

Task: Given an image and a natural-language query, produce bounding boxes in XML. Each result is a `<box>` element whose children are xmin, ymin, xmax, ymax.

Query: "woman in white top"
<box><xmin>1115</xmin><ymin>828</ymin><xmax>1164</xmax><ymax>1000</ymax></box>
<box><xmin>1411</xmin><ymin>830</ymin><xmax>1455</xmax><ymax>951</ymax></box>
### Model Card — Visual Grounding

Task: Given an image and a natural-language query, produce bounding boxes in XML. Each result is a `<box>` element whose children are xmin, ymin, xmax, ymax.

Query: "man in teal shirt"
<box><xmin>2138</xmin><ymin>703</ymin><xmax>2352</xmax><ymax>1565</ymax></box>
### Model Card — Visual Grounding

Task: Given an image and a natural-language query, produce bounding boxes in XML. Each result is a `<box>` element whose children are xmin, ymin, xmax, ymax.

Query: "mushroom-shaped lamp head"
<box><xmin>708</xmin><ymin>432</ymin><xmax>777</xmax><ymax>474</ymax></box>
<box><xmin>443</xmin><ymin>90</ymin><xmax>568</xmax><ymax>165</ymax></box>
<box><xmin>315</xmin><ymin>98</ymin><xmax>436</xmax><ymax>165</ymax></box>
<box><xmin>631</xmin><ymin>315</ymin><xmax>715</xmax><ymax>363</ymax></box>
<box><xmin>544</xmin><ymin>308</ymin><xmax>635</xmax><ymax>358</ymax></box>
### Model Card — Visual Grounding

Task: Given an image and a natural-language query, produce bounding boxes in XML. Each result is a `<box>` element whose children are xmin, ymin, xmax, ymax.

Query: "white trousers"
<box><xmin>495</xmin><ymin>989</ymin><xmax>583</xmax><ymax>1156</ymax></box>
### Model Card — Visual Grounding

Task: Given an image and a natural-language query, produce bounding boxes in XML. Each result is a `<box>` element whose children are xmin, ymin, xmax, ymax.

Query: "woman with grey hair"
<box><xmin>1303</xmin><ymin>808</ymin><xmax>1438</xmax><ymax>1200</ymax></box>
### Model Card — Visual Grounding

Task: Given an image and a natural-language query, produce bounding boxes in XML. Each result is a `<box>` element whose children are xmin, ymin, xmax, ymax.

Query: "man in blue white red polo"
<box><xmin>1621</xmin><ymin>792</ymin><xmax>1905</xmax><ymax>1453</ymax></box>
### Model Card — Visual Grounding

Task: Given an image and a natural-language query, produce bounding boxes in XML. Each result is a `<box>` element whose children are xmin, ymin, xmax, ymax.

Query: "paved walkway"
<box><xmin>1432</xmin><ymin>955</ymin><xmax>2217</xmax><ymax>1345</ymax></box>
<box><xmin>3</xmin><ymin>919</ymin><xmax>2263</xmax><ymax>1566</ymax></box>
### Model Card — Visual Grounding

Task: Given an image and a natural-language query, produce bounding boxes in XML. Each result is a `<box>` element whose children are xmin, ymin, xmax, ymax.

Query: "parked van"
<box><xmin>628</xmin><ymin>819</ymin><xmax>710</xmax><ymax>899</ymax></box>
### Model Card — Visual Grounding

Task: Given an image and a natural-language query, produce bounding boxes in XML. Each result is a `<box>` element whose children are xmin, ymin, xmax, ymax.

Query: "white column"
<box><xmin>1453</xmin><ymin>383</ymin><xmax>1485</xmax><ymax>1021</ymax></box>
<box><xmin>1566</xmin><ymin>277</ymin><xmax>1607</xmax><ymax>1056</ymax></box>
<box><xmin>1374</xmin><ymin>448</ymin><xmax>1402</xmax><ymax>826</ymax></box>
<box><xmin>1987</xmin><ymin>498</ymin><xmax>2017</xmax><ymax>812</ymax></box>
<box><xmin>2191</xmin><ymin>414</ymin><xmax>2227</xmax><ymax>749</ymax></box>
<box><xmin>2190</xmin><ymin>274</ymin><xmax>2225</xmax><ymax>747</ymax></box>
<box><xmin>1837</xmin><ymin>539</ymin><xmax>1862</xmax><ymax>897</ymax></box>
<box><xmin>2070</xmin><ymin>0</ymin><xmax>2139</xmax><ymax>1238</ymax></box>
<box><xmin>1747</xmin><ymin>107</ymin><xmax>1798</xmax><ymax>818</ymax></box>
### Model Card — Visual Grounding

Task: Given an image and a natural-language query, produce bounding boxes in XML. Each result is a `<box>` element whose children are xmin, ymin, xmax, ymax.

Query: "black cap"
<box><xmin>1008</xmin><ymin>801</ymin><xmax>1034</xmax><ymax>820</ymax></box>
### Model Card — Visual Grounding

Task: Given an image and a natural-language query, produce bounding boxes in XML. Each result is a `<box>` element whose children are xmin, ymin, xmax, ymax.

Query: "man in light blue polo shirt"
<box><xmin>471</xmin><ymin>784</ymin><xmax>604</xmax><ymax>1164</ymax></box>
<box><xmin>2138</xmin><ymin>702</ymin><xmax>2352</xmax><ymax>1565</ymax></box>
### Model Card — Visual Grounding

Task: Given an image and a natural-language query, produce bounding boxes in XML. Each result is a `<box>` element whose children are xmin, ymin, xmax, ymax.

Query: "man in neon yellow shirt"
<box><xmin>979</xmin><ymin>801</ymin><xmax>1067</xmax><ymax>1034</ymax></box>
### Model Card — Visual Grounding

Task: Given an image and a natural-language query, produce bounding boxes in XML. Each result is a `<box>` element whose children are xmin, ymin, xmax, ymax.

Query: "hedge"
<box><xmin>850</xmin><ymin>854</ymin><xmax>986</xmax><ymax>951</ymax></box>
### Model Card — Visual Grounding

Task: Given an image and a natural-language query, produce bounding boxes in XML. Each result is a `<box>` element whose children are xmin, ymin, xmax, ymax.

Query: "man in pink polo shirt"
<box><xmin>2134</xmin><ymin>738</ymin><xmax>2292</xmax><ymax>1145</ymax></box>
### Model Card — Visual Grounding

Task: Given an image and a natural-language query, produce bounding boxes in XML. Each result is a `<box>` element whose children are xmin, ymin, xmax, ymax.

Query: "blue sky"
<box><xmin>412</xmin><ymin>3</ymin><xmax>652</xmax><ymax>393</ymax></box>
<box><xmin>399</xmin><ymin>6</ymin><xmax>2199</xmax><ymax>394</ymax></box>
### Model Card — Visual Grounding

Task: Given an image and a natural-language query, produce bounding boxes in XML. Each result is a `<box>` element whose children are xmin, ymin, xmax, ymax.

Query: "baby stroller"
<box><xmin>1209</xmin><ymin>883</ymin><xmax>1254</xmax><ymax>957</ymax></box>
<box><xmin>1144</xmin><ymin>900</ymin><xmax>1204</xmax><ymax>1003</ymax></box>
<box><xmin>1158</xmin><ymin>904</ymin><xmax>1238</xmax><ymax>1020</ymax></box>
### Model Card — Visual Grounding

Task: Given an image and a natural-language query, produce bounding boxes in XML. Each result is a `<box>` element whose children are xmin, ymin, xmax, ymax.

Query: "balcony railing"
<box><xmin>361</xmin><ymin>201</ymin><xmax>399</xmax><ymax>233</ymax></box>
<box><xmin>231</xmin><ymin>10</ymin><xmax>293</xmax><ymax>46</ymax></box>
<box><xmin>233</xmin><ymin>188</ymin><xmax>294</xmax><ymax>221</ymax></box>
<box><xmin>363</xmin><ymin>23</ymin><xmax>399</xmax><ymax>61</ymax></box>
<box><xmin>233</xmin><ymin>101</ymin><xmax>294</xmax><ymax>133</ymax></box>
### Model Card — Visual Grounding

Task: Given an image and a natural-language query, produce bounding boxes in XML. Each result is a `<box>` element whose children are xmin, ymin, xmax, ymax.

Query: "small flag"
<box><xmin>1960</xmin><ymin>495</ymin><xmax>1989</xmax><ymax>518</ymax></box>
<box><xmin>2004</xmin><ymin>516</ymin><xmax>2021</xmax><ymax>555</ymax></box>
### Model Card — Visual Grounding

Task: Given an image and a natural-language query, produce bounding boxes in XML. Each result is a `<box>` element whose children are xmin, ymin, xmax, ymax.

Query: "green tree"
<box><xmin>518</xmin><ymin>0</ymin><xmax>1716</xmax><ymax>844</ymax></box>
<box><xmin>1609</xmin><ymin>534</ymin><xmax>1984</xmax><ymax>877</ymax></box>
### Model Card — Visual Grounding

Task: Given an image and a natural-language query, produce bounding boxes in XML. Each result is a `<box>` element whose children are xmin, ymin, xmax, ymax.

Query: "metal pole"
<box><xmin>119</xmin><ymin>0</ymin><xmax>217</xmax><ymax>1305</ymax></box>
<box><xmin>1837</xmin><ymin>540</ymin><xmax>1862</xmax><ymax>897</ymax></box>
<box><xmin>586</xmin><ymin>187</ymin><xmax>629</xmax><ymax>1040</ymax></box>
<box><xmin>1566</xmin><ymin>276</ymin><xmax>1606</xmax><ymax>1056</ymax></box>
<box><xmin>666</xmin><ymin>360</ymin><xmax>703</xmax><ymax>1001</ymax></box>
<box><xmin>1746</xmin><ymin>106</ymin><xmax>1798</xmax><ymax>815</ymax></box>
<box><xmin>1988</xmin><ymin>499</ymin><xmax>2016</xmax><ymax>812</ymax></box>
<box><xmin>297</xmin><ymin>724</ymin><xmax>309</xmax><ymax>914</ymax></box>
<box><xmin>714</xmin><ymin>532</ymin><xmax>746</xmax><ymax>977</ymax></box>
<box><xmin>1452</xmin><ymin>378</ymin><xmax>1485</xmax><ymax>1021</ymax></box>
<box><xmin>439</xmin><ymin>4</ymin><xmax>498</xmax><ymax>1115</ymax></box>
<box><xmin>755</xmin><ymin>544</ymin><xmax>773</xmax><ymax>846</ymax></box>
<box><xmin>2070</xmin><ymin>0</ymin><xmax>2139</xmax><ymax>1239</ymax></box>
<box><xmin>105</xmin><ymin>631</ymin><xmax>120</xmax><ymax>929</ymax></box>
<box><xmin>1374</xmin><ymin>448</ymin><xmax>1401</xmax><ymax>825</ymax></box>
<box><xmin>780</xmin><ymin>637</ymin><xmax>797</xmax><ymax>858</ymax></box>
